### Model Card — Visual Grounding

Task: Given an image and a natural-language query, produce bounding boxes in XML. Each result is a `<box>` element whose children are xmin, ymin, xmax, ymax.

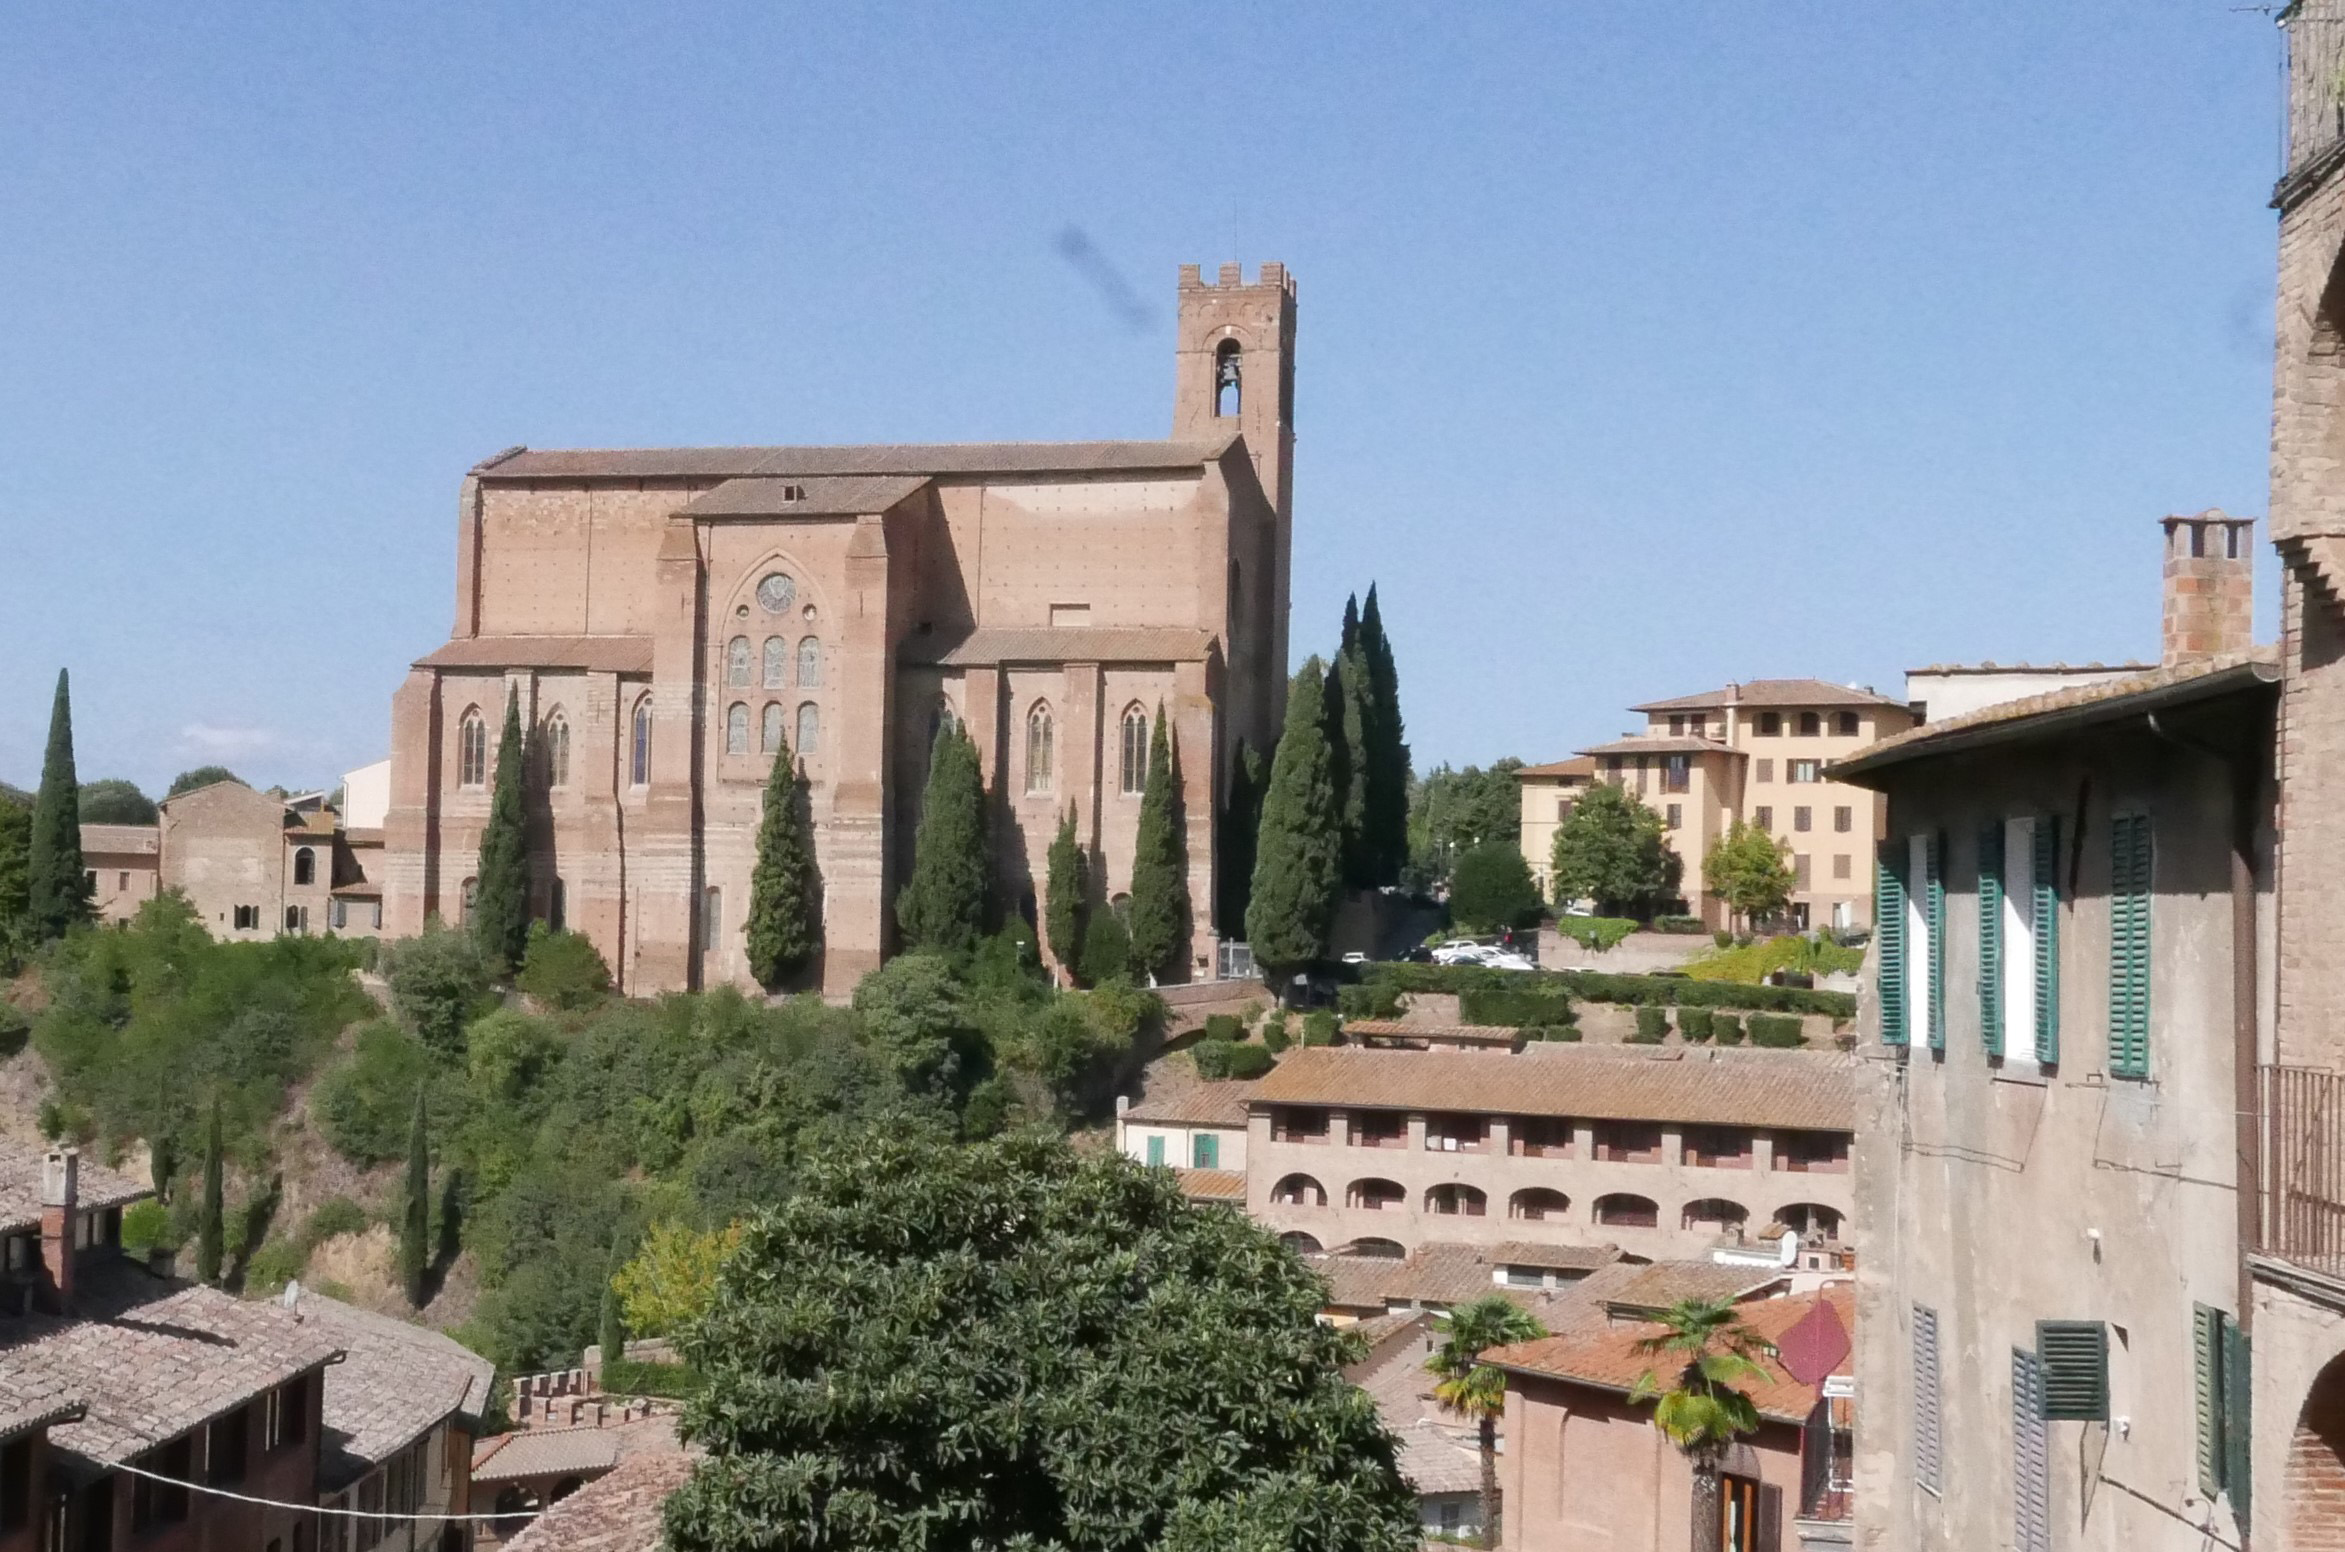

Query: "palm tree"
<box><xmin>1425</xmin><ymin>1294</ymin><xmax>1545</xmax><ymax>1547</ymax></box>
<box><xmin>1629</xmin><ymin>1298</ymin><xmax>1773</xmax><ymax>1552</ymax></box>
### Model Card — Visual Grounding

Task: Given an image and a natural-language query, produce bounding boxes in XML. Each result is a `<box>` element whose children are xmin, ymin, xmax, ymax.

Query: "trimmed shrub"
<box><xmin>121</xmin><ymin>1199</ymin><xmax>176</xmax><ymax>1254</ymax></box>
<box><xmin>1336</xmin><ymin>982</ymin><xmax>1403</xmax><ymax>1019</ymax></box>
<box><xmin>1713</xmin><ymin>1012</ymin><xmax>1746</xmax><ymax>1046</ymax></box>
<box><xmin>1748</xmin><ymin>1013</ymin><xmax>1807</xmax><ymax>1048</ymax></box>
<box><xmin>1193</xmin><ymin>1041</ymin><xmax>1276</xmax><ymax>1081</ymax></box>
<box><xmin>1361</xmin><ymin>962</ymin><xmax>1853</xmax><ymax>1018</ymax></box>
<box><xmin>1262</xmin><ymin>1012</ymin><xmax>1291</xmax><ymax>1054</ymax></box>
<box><xmin>1652</xmin><ymin>915</ymin><xmax>1707</xmax><ymax>934</ymax></box>
<box><xmin>517</xmin><ymin>925</ymin><xmax>613</xmax><ymax>1010</ymax></box>
<box><xmin>1202</xmin><ymin>1014</ymin><xmax>1242</xmax><ymax>1043</ymax></box>
<box><xmin>1630</xmin><ymin>1005</ymin><xmax>1669</xmax><ymax>1044</ymax></box>
<box><xmin>1458</xmin><ymin>988</ymin><xmax>1578</xmax><ymax>1029</ymax></box>
<box><xmin>1302</xmin><ymin>1011</ymin><xmax>1338</xmax><ymax>1047</ymax></box>
<box><xmin>1712</xmin><ymin>930</ymin><xmax>1734</xmax><ymax>949</ymax></box>
<box><xmin>1551</xmin><ymin>916</ymin><xmax>1637</xmax><ymax>953</ymax></box>
<box><xmin>1676</xmin><ymin>1007</ymin><xmax>1714</xmax><ymax>1043</ymax></box>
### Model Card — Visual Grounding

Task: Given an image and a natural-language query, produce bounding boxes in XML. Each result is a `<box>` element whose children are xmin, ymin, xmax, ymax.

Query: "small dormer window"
<box><xmin>1214</xmin><ymin>340</ymin><xmax>1241</xmax><ymax>417</ymax></box>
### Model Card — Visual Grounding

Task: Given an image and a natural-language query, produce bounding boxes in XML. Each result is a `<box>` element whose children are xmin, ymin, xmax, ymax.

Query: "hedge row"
<box><xmin>1366</xmin><ymin>962</ymin><xmax>1853</xmax><ymax>1019</ymax></box>
<box><xmin>1336</xmin><ymin>982</ymin><xmax>1405</xmax><ymax>1019</ymax></box>
<box><xmin>1457</xmin><ymin>988</ymin><xmax>1578</xmax><ymax>1029</ymax></box>
<box><xmin>600</xmin><ymin>1359</ymin><xmax>702</xmax><ymax>1399</ymax></box>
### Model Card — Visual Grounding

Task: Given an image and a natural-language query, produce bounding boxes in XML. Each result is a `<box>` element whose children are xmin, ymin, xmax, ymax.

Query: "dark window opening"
<box><xmin>1214</xmin><ymin>340</ymin><xmax>1241</xmax><ymax>417</ymax></box>
<box><xmin>293</xmin><ymin>847</ymin><xmax>315</xmax><ymax>886</ymax></box>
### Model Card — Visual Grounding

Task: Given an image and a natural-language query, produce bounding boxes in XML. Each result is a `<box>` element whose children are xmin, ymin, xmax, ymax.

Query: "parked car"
<box><xmin>1340</xmin><ymin>950</ymin><xmax>1369</xmax><ymax>966</ymax></box>
<box><xmin>1482</xmin><ymin>951</ymin><xmax>1537</xmax><ymax>972</ymax></box>
<box><xmin>1400</xmin><ymin>945</ymin><xmax>1434</xmax><ymax>963</ymax></box>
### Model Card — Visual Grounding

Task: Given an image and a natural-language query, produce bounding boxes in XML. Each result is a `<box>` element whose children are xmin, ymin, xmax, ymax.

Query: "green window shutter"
<box><xmin>1877</xmin><ymin>844</ymin><xmax>1908</xmax><ymax>1046</ymax></box>
<box><xmin>1194</xmin><ymin>1133</ymin><xmax>1218</xmax><ymax>1170</ymax></box>
<box><xmin>1927</xmin><ymin>833</ymin><xmax>1947</xmax><ymax>1051</ymax></box>
<box><xmin>1978</xmin><ymin>824</ymin><xmax>2005</xmax><ymax>1057</ymax></box>
<box><xmin>1145</xmin><ymin>1135</ymin><xmax>1164</xmax><ymax>1167</ymax></box>
<box><xmin>2109</xmin><ymin>815</ymin><xmax>2154</xmax><ymax>1079</ymax></box>
<box><xmin>2222</xmin><ymin>1317</ymin><xmax>2252</xmax><ymax>1522</ymax></box>
<box><xmin>2036</xmin><ymin>1320</ymin><xmax>2111</xmax><ymax>1421</ymax></box>
<box><xmin>2033</xmin><ymin>817</ymin><xmax>2061</xmax><ymax>1065</ymax></box>
<box><xmin>2194</xmin><ymin>1304</ymin><xmax>2222</xmax><ymax>1497</ymax></box>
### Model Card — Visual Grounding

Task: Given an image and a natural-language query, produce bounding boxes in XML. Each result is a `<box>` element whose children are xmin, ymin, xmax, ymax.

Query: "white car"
<box><xmin>1339</xmin><ymin>950</ymin><xmax>1369</xmax><ymax>966</ymax></box>
<box><xmin>1432</xmin><ymin>942</ymin><xmax>1492</xmax><ymax>966</ymax></box>
<box><xmin>1482</xmin><ymin>951</ymin><xmax>1538</xmax><ymax>972</ymax></box>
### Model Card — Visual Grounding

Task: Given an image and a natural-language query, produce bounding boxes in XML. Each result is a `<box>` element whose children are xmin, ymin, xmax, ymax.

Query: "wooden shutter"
<box><xmin>1912</xmin><ymin>1304</ymin><xmax>1942</xmax><ymax>1495</ymax></box>
<box><xmin>2037</xmin><ymin>1320</ymin><xmax>2110</xmax><ymax>1420</ymax></box>
<box><xmin>2033</xmin><ymin>816</ymin><xmax>2061</xmax><ymax>1064</ymax></box>
<box><xmin>1878</xmin><ymin>845</ymin><xmax>1908</xmax><ymax>1046</ymax></box>
<box><xmin>2012</xmin><ymin>1348</ymin><xmax>2051</xmax><ymax>1552</ymax></box>
<box><xmin>2109</xmin><ymin>814</ymin><xmax>2153</xmax><ymax>1078</ymax></box>
<box><xmin>2194</xmin><ymin>1304</ymin><xmax>2223</xmax><ymax>1497</ymax></box>
<box><xmin>1756</xmin><ymin>1484</ymin><xmax>1783</xmax><ymax>1552</ymax></box>
<box><xmin>2223</xmin><ymin>1317</ymin><xmax>2252</xmax><ymax>1524</ymax></box>
<box><xmin>1978</xmin><ymin>824</ymin><xmax>2005</xmax><ymax>1057</ymax></box>
<box><xmin>1927</xmin><ymin>832</ymin><xmax>1947</xmax><ymax>1052</ymax></box>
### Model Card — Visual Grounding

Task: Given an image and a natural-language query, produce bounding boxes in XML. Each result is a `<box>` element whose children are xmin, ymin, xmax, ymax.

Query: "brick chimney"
<box><xmin>2161</xmin><ymin>509</ymin><xmax>2256</xmax><ymax>666</ymax></box>
<box><xmin>39</xmin><ymin>1148</ymin><xmax>77</xmax><ymax>1313</ymax></box>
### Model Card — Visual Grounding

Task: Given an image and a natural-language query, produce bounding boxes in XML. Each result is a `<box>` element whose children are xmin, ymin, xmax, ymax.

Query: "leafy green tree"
<box><xmin>1124</xmin><ymin>705</ymin><xmax>1190</xmax><ymax>982</ymax></box>
<box><xmin>517</xmin><ymin>924</ymin><xmax>612</xmax><ymax>1010</ymax></box>
<box><xmin>1449</xmin><ymin>841</ymin><xmax>1543</xmax><ymax>934</ymax></box>
<box><xmin>1216</xmin><ymin>739</ymin><xmax>1266</xmax><ymax>934</ymax></box>
<box><xmin>895</xmin><ymin>727</ymin><xmax>987</xmax><ymax>955</ymax></box>
<box><xmin>28</xmin><ymin>670</ymin><xmax>90</xmax><ymax>942</ymax></box>
<box><xmin>849</xmin><ymin>952</ymin><xmax>973</xmax><ymax>1096</ymax></box>
<box><xmin>1703</xmin><ymin>820</ymin><xmax>1796</xmax><ymax>932</ymax></box>
<box><xmin>613</xmin><ymin>1221</ymin><xmax>743</xmax><ymax>1337</ymax></box>
<box><xmin>0</xmin><ymin>794</ymin><xmax>30</xmax><ymax>969</ymax></box>
<box><xmin>1358</xmin><ymin>584</ymin><xmax>1411</xmax><ymax>888</ymax></box>
<box><xmin>472</xmin><ymin>691</ymin><xmax>533</xmax><ymax>973</ymax></box>
<box><xmin>1247</xmin><ymin>658</ymin><xmax>1342</xmax><ymax>983</ymax></box>
<box><xmin>196</xmin><ymin>1099</ymin><xmax>224</xmax><ymax>1285</ymax></box>
<box><xmin>1629</xmin><ymin>1299</ymin><xmax>1772</xmax><ymax>1552</ymax></box>
<box><xmin>166</xmin><ymin>765</ymin><xmax>242</xmax><ymax>797</ymax></box>
<box><xmin>1327</xmin><ymin>597</ymin><xmax>1371</xmax><ymax>887</ymax></box>
<box><xmin>1078</xmin><ymin>908</ymin><xmax>1132</xmax><ymax>987</ymax></box>
<box><xmin>660</xmin><ymin>1133</ymin><xmax>1419</xmax><ymax>1552</ymax></box>
<box><xmin>745</xmin><ymin>738</ymin><xmax>822</xmax><ymax>988</ymax></box>
<box><xmin>383</xmin><ymin>923</ymin><xmax>492</xmax><ymax>1057</ymax></box>
<box><xmin>400</xmin><ymin>1085</ymin><xmax>430</xmax><ymax>1307</ymax></box>
<box><xmin>1044</xmin><ymin>807</ymin><xmax>1086</xmax><ymax>984</ymax></box>
<box><xmin>1426</xmin><ymin>1295</ymin><xmax>1545</xmax><ymax>1548</ymax></box>
<box><xmin>1406</xmin><ymin>758</ymin><xmax>1524</xmax><ymax>890</ymax></box>
<box><xmin>77</xmin><ymin>779</ymin><xmax>157</xmax><ymax>825</ymax></box>
<box><xmin>1549</xmin><ymin>782</ymin><xmax>1683</xmax><ymax>918</ymax></box>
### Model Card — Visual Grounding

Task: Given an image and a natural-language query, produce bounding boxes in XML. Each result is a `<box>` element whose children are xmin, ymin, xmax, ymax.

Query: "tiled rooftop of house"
<box><xmin>1628</xmin><ymin>679</ymin><xmax>1906</xmax><ymax>712</ymax></box>
<box><xmin>1390</xmin><ymin>1417</ymin><xmax>1482</xmax><ymax>1496</ymax></box>
<box><xmin>1172</xmin><ymin>1168</ymin><xmax>1246</xmax><ymax>1203</ymax></box>
<box><xmin>0</xmin><ymin>1256</ymin><xmax>342</xmax><ymax>1466</ymax></box>
<box><xmin>472</xmin><ymin>436</ymin><xmax>1239</xmax><ymax>482</ymax></box>
<box><xmin>1484</xmin><ymin>1282</ymin><xmax>1853</xmax><ymax>1425</ymax></box>
<box><xmin>473</xmin><ymin>1425</ymin><xmax>624</xmax><ymax>1484</ymax></box>
<box><xmin>1120</xmin><ymin>1080</ymin><xmax>1257</xmax><ymax>1128</ymax></box>
<box><xmin>1516</xmin><ymin>757</ymin><xmax>1598</xmax><ymax>780</ymax></box>
<box><xmin>1576</xmin><ymin>735</ymin><xmax>1740</xmax><ymax>757</ymax></box>
<box><xmin>1342</xmin><ymin>1021</ymin><xmax>1521</xmax><ymax>1048</ymax></box>
<box><xmin>1248</xmin><ymin>1046</ymin><xmax>1859</xmax><ymax>1132</ymax></box>
<box><xmin>1310</xmin><ymin>1242</ymin><xmax>1630</xmax><ymax>1315</ymax></box>
<box><xmin>500</xmin><ymin>1450</ymin><xmax>699</xmax><ymax>1552</ymax></box>
<box><xmin>294</xmin><ymin>1289</ymin><xmax>496</xmax><ymax>1492</ymax></box>
<box><xmin>1600</xmin><ymin>1261</ymin><xmax>1791</xmax><ymax>1316</ymax></box>
<box><xmin>0</xmin><ymin>1143</ymin><xmax>149</xmax><ymax>1235</ymax></box>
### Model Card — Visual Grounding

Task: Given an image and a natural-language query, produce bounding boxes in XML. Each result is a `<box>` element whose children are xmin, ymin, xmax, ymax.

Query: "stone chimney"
<box><xmin>2162</xmin><ymin>510</ymin><xmax>2256</xmax><ymax>666</ymax></box>
<box><xmin>39</xmin><ymin>1148</ymin><xmax>77</xmax><ymax>1313</ymax></box>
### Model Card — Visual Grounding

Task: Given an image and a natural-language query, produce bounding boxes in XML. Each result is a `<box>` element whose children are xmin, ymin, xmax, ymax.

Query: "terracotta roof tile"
<box><xmin>1491</xmin><ymin>1242</ymin><xmax>1622</xmax><ymax>1273</ymax></box>
<box><xmin>1485</xmin><ymin>1283</ymin><xmax>1854</xmax><ymax>1424</ymax></box>
<box><xmin>78</xmin><ymin>825</ymin><xmax>159</xmax><ymax>857</ymax></box>
<box><xmin>0</xmin><ymin>1258</ymin><xmax>343</xmax><ymax>1466</ymax></box>
<box><xmin>416</xmin><ymin>636</ymin><xmax>655</xmax><ymax>675</ymax></box>
<box><xmin>476</xmin><ymin>439</ymin><xmax>1234</xmax><ymax>482</ymax></box>
<box><xmin>1121</xmin><ymin>1081</ymin><xmax>1256</xmax><ymax>1127</ymax></box>
<box><xmin>677</xmin><ymin>475</ymin><xmax>930</xmax><ymax>518</ymax></box>
<box><xmin>0</xmin><ymin>1144</ymin><xmax>150</xmax><ymax>1236</ymax></box>
<box><xmin>1577</xmin><ymin>736</ymin><xmax>1743</xmax><ymax>757</ymax></box>
<box><xmin>500</xmin><ymin>1450</ymin><xmax>698</xmax><ymax>1552</ymax></box>
<box><xmin>1248</xmin><ymin>1047</ymin><xmax>1859</xmax><ymax>1132</ymax></box>
<box><xmin>1516</xmin><ymin>757</ymin><xmax>1598</xmax><ymax>780</ymax></box>
<box><xmin>898</xmin><ymin>627</ymin><xmax>1213</xmax><ymax>667</ymax></box>
<box><xmin>1343</xmin><ymin>1021</ymin><xmax>1520</xmax><ymax>1047</ymax></box>
<box><xmin>1172</xmin><ymin>1168</ymin><xmax>1246</xmax><ymax>1203</ymax></box>
<box><xmin>1603</xmin><ymin>1261</ymin><xmax>1790</xmax><ymax>1314</ymax></box>
<box><xmin>473</xmin><ymin>1426</ymin><xmax>623</xmax><ymax>1483</ymax></box>
<box><xmin>293</xmin><ymin>1291</ymin><xmax>496</xmax><ymax>1491</ymax></box>
<box><xmin>1312</xmin><ymin>1242</ymin><xmax>1628</xmax><ymax>1313</ymax></box>
<box><xmin>1629</xmin><ymin>680</ymin><xmax>1907</xmax><ymax>713</ymax></box>
<box><xmin>1391</xmin><ymin>1418</ymin><xmax>1482</xmax><ymax>1495</ymax></box>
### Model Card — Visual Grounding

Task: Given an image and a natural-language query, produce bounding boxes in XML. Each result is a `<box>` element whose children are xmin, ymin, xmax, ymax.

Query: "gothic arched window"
<box><xmin>543</xmin><ymin>710</ymin><xmax>571</xmax><ymax>788</ymax></box>
<box><xmin>726</xmin><ymin>636</ymin><xmax>752</xmax><ymax>688</ymax></box>
<box><xmin>457</xmin><ymin>709</ymin><xmax>488</xmax><ymax>788</ymax></box>
<box><xmin>797</xmin><ymin>637</ymin><xmax>823</xmax><ymax>689</ymax></box>
<box><xmin>629</xmin><ymin>698</ymin><xmax>653</xmax><ymax>786</ymax></box>
<box><xmin>292</xmin><ymin>847</ymin><xmax>315</xmax><ymax>887</ymax></box>
<box><xmin>796</xmin><ymin>702</ymin><xmax>820</xmax><ymax>756</ymax></box>
<box><xmin>762</xmin><ymin>702</ymin><xmax>785</xmax><ymax>754</ymax></box>
<box><xmin>1120</xmin><ymin>705</ymin><xmax>1149</xmax><ymax>796</ymax></box>
<box><xmin>1026</xmin><ymin>703</ymin><xmax>1055</xmax><ymax>795</ymax></box>
<box><xmin>726</xmin><ymin>702</ymin><xmax>750</xmax><ymax>755</ymax></box>
<box><xmin>1214</xmin><ymin>339</ymin><xmax>1241</xmax><ymax>418</ymax></box>
<box><xmin>762</xmin><ymin>637</ymin><xmax>787</xmax><ymax>690</ymax></box>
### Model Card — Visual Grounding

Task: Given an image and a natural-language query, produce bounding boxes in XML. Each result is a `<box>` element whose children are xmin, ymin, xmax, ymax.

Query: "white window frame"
<box><xmin>1906</xmin><ymin>834</ymin><xmax>1933</xmax><ymax>1049</ymax></box>
<box><xmin>2001</xmin><ymin>817</ymin><xmax>2039</xmax><ymax>1073</ymax></box>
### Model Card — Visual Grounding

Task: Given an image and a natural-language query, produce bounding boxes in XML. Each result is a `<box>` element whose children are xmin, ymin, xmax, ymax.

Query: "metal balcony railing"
<box><xmin>2288</xmin><ymin>2</ymin><xmax>2345</xmax><ymax>181</ymax></box>
<box><xmin>2259</xmin><ymin>1063</ymin><xmax>2345</xmax><ymax>1276</ymax></box>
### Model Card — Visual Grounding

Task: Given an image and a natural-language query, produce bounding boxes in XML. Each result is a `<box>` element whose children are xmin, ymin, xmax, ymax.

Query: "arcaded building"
<box><xmin>384</xmin><ymin>264</ymin><xmax>1296</xmax><ymax>996</ymax></box>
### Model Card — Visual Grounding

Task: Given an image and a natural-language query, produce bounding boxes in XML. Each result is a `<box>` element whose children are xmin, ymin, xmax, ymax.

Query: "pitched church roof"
<box><xmin>472</xmin><ymin>437</ymin><xmax>1239</xmax><ymax>483</ymax></box>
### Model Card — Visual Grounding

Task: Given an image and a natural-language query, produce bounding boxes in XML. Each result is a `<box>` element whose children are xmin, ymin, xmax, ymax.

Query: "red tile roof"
<box><xmin>1517</xmin><ymin>758</ymin><xmax>1598</xmax><ymax>780</ymax></box>
<box><xmin>1629</xmin><ymin>680</ymin><xmax>1907</xmax><ymax>713</ymax></box>
<box><xmin>476</xmin><ymin>438</ymin><xmax>1235</xmax><ymax>482</ymax></box>
<box><xmin>1121</xmin><ymin>1080</ymin><xmax>1257</xmax><ymax>1127</ymax></box>
<box><xmin>500</xmin><ymin>1450</ymin><xmax>698</xmax><ymax>1552</ymax></box>
<box><xmin>1173</xmin><ymin>1168</ymin><xmax>1247</xmax><ymax>1203</ymax></box>
<box><xmin>1343</xmin><ymin>1021</ymin><xmax>1520</xmax><ymax>1048</ymax></box>
<box><xmin>415</xmin><ymin>636</ymin><xmax>655</xmax><ymax>675</ymax></box>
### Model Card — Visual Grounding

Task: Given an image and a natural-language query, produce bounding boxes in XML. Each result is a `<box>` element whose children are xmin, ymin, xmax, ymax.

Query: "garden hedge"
<box><xmin>1194</xmin><ymin>1040</ymin><xmax>1276</xmax><ymax>1080</ymax></box>
<box><xmin>1365</xmin><ymin>962</ymin><xmax>1852</xmax><ymax>1019</ymax></box>
<box><xmin>1457</xmin><ymin>988</ymin><xmax>1578</xmax><ymax>1029</ymax></box>
<box><xmin>1747</xmin><ymin>1013</ymin><xmax>1806</xmax><ymax>1048</ymax></box>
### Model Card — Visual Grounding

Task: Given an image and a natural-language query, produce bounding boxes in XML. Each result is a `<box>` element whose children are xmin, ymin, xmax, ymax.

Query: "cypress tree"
<box><xmin>1044</xmin><ymin>806</ymin><xmax>1086</xmax><ymax>984</ymax></box>
<box><xmin>1246</xmin><ymin>658</ymin><xmax>1343</xmax><ymax>982</ymax></box>
<box><xmin>745</xmin><ymin>737</ymin><xmax>822</xmax><ymax>988</ymax></box>
<box><xmin>195</xmin><ymin>1099</ymin><xmax>224</xmax><ymax>1285</ymax></box>
<box><xmin>27</xmin><ymin>670</ymin><xmax>89</xmax><ymax>941</ymax></box>
<box><xmin>598</xmin><ymin>1257</ymin><xmax>628</xmax><ymax>1371</ymax></box>
<box><xmin>1359</xmin><ymin>585</ymin><xmax>1411</xmax><ymax>887</ymax></box>
<box><xmin>1124</xmin><ymin>705</ymin><xmax>1191</xmax><ymax>982</ymax></box>
<box><xmin>896</xmin><ymin>727</ymin><xmax>988</xmax><ymax>955</ymax></box>
<box><xmin>1323</xmin><ymin>600</ymin><xmax>1370</xmax><ymax>888</ymax></box>
<box><xmin>1217</xmin><ymin>739</ymin><xmax>1267</xmax><ymax>935</ymax></box>
<box><xmin>400</xmin><ymin>1085</ymin><xmax>430</xmax><ymax>1307</ymax></box>
<box><xmin>472</xmin><ymin>689</ymin><xmax>532</xmax><ymax>973</ymax></box>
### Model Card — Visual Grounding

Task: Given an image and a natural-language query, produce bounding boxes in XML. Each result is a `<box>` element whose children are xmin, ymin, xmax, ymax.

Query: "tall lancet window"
<box><xmin>1026</xmin><ymin>703</ymin><xmax>1055</xmax><ymax>795</ymax></box>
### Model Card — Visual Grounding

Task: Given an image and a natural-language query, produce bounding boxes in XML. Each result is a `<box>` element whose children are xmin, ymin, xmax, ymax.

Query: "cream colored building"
<box><xmin>1524</xmin><ymin>680</ymin><xmax>1917</xmax><ymax>931</ymax></box>
<box><xmin>1514</xmin><ymin>757</ymin><xmax>1595</xmax><ymax>899</ymax></box>
<box><xmin>79</xmin><ymin>779</ymin><xmax>386</xmax><ymax>939</ymax></box>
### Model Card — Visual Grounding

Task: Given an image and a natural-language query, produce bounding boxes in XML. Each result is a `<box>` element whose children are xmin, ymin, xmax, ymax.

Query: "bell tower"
<box><xmin>1174</xmin><ymin>262</ymin><xmax>1297</xmax><ymax>675</ymax></box>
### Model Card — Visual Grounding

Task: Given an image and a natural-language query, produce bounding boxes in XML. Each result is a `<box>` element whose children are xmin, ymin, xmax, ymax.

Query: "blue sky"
<box><xmin>0</xmin><ymin>3</ymin><xmax>2285</xmax><ymax>794</ymax></box>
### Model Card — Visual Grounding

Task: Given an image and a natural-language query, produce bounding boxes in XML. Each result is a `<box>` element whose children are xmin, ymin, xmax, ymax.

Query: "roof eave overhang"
<box><xmin>1828</xmin><ymin>662</ymin><xmax>2279</xmax><ymax>788</ymax></box>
